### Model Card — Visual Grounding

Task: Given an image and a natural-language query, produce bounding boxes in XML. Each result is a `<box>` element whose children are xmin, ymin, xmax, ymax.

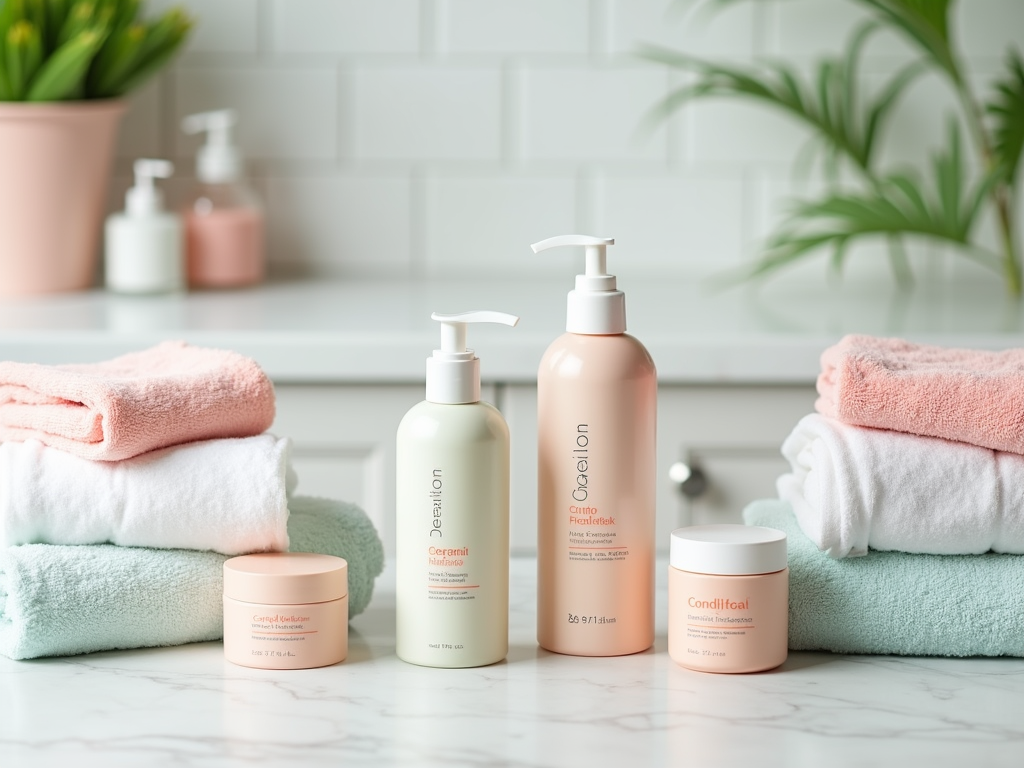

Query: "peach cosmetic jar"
<box><xmin>223</xmin><ymin>553</ymin><xmax>348</xmax><ymax>670</ymax></box>
<box><xmin>668</xmin><ymin>525</ymin><xmax>788</xmax><ymax>674</ymax></box>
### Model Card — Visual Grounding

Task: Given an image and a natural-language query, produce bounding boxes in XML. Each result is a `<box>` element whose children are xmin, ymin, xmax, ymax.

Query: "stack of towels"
<box><xmin>0</xmin><ymin>341</ymin><xmax>384</xmax><ymax>660</ymax></box>
<box><xmin>746</xmin><ymin>334</ymin><xmax>1024</xmax><ymax>657</ymax></box>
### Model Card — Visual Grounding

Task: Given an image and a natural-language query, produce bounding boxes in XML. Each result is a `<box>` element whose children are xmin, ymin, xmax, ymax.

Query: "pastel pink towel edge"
<box><xmin>0</xmin><ymin>341</ymin><xmax>276</xmax><ymax>461</ymax></box>
<box><xmin>815</xmin><ymin>334</ymin><xmax>1024</xmax><ymax>454</ymax></box>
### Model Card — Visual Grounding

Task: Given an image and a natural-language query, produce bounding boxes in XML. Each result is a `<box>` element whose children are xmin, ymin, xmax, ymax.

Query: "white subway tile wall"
<box><xmin>424</xmin><ymin>174</ymin><xmax>577</xmax><ymax>274</ymax></box>
<box><xmin>353</xmin><ymin>66</ymin><xmax>503</xmax><ymax>161</ymax></box>
<box><xmin>115</xmin><ymin>0</ymin><xmax>1023</xmax><ymax>286</ymax></box>
<box><xmin>269</xmin><ymin>0</ymin><xmax>421</xmax><ymax>55</ymax></box>
<box><xmin>444</xmin><ymin>0</ymin><xmax>590</xmax><ymax>55</ymax></box>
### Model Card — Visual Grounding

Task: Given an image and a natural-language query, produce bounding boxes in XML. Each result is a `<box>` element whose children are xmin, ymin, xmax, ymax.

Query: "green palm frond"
<box><xmin>637</xmin><ymin>21</ymin><xmax>925</xmax><ymax>176</ymax></box>
<box><xmin>987</xmin><ymin>51</ymin><xmax>1024</xmax><ymax>184</ymax></box>
<box><xmin>752</xmin><ymin>121</ymin><xmax>1004</xmax><ymax>281</ymax></box>
<box><xmin>642</xmin><ymin>0</ymin><xmax>1022</xmax><ymax>295</ymax></box>
<box><xmin>852</xmin><ymin>0</ymin><xmax>960</xmax><ymax>83</ymax></box>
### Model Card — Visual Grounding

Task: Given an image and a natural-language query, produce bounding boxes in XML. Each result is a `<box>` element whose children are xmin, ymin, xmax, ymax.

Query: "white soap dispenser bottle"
<box><xmin>532</xmin><ymin>234</ymin><xmax>657</xmax><ymax>657</ymax></box>
<box><xmin>396</xmin><ymin>310</ymin><xmax>519</xmax><ymax>668</ymax></box>
<box><xmin>105</xmin><ymin>158</ymin><xmax>184</xmax><ymax>294</ymax></box>
<box><xmin>181</xmin><ymin>109</ymin><xmax>265</xmax><ymax>288</ymax></box>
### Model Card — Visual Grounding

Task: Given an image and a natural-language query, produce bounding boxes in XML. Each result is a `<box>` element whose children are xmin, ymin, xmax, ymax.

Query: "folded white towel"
<box><xmin>777</xmin><ymin>413</ymin><xmax>1024</xmax><ymax>558</ymax></box>
<box><xmin>0</xmin><ymin>435</ymin><xmax>295</xmax><ymax>555</ymax></box>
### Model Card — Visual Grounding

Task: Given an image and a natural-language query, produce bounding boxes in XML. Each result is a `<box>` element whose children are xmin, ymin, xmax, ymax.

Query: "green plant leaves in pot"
<box><xmin>0</xmin><ymin>0</ymin><xmax>193</xmax><ymax>102</ymax></box>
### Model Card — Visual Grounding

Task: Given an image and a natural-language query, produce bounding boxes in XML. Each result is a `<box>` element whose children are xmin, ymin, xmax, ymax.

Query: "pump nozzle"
<box><xmin>431</xmin><ymin>311</ymin><xmax>519</xmax><ymax>356</ymax></box>
<box><xmin>126</xmin><ymin>158</ymin><xmax>174</xmax><ymax>216</ymax></box>
<box><xmin>530</xmin><ymin>234</ymin><xmax>625</xmax><ymax>335</ymax></box>
<box><xmin>531</xmin><ymin>234</ymin><xmax>615</xmax><ymax>283</ymax></box>
<box><xmin>181</xmin><ymin>108</ymin><xmax>242</xmax><ymax>183</ymax></box>
<box><xmin>426</xmin><ymin>310</ymin><xmax>519</xmax><ymax>404</ymax></box>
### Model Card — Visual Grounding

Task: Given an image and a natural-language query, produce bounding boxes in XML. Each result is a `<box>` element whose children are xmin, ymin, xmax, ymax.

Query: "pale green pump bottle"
<box><xmin>395</xmin><ymin>311</ymin><xmax>519</xmax><ymax>668</ymax></box>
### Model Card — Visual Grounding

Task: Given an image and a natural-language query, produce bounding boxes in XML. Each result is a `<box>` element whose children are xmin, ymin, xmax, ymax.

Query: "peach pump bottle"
<box><xmin>533</xmin><ymin>235</ymin><xmax>657</xmax><ymax>656</ymax></box>
<box><xmin>396</xmin><ymin>311</ymin><xmax>519</xmax><ymax>668</ymax></box>
<box><xmin>180</xmin><ymin>109</ymin><xmax>265</xmax><ymax>288</ymax></box>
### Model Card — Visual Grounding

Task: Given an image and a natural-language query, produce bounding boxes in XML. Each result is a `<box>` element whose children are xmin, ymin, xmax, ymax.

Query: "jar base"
<box><xmin>225</xmin><ymin>652</ymin><xmax>347</xmax><ymax>671</ymax></box>
<box><xmin>671</xmin><ymin>656</ymin><xmax>786</xmax><ymax>674</ymax></box>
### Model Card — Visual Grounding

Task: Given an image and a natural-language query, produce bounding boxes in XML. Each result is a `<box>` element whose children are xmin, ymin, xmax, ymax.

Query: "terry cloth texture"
<box><xmin>0</xmin><ymin>340</ymin><xmax>275</xmax><ymax>461</ymax></box>
<box><xmin>0</xmin><ymin>435</ymin><xmax>295</xmax><ymax>555</ymax></box>
<box><xmin>816</xmin><ymin>334</ymin><xmax>1024</xmax><ymax>454</ymax></box>
<box><xmin>0</xmin><ymin>495</ymin><xmax>385</xmax><ymax>660</ymax></box>
<box><xmin>744</xmin><ymin>499</ymin><xmax>1024</xmax><ymax>657</ymax></box>
<box><xmin>777</xmin><ymin>413</ymin><xmax>1024</xmax><ymax>558</ymax></box>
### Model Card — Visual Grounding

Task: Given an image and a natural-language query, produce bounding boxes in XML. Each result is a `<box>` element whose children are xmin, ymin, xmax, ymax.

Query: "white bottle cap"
<box><xmin>125</xmin><ymin>158</ymin><xmax>173</xmax><ymax>216</ymax></box>
<box><xmin>531</xmin><ymin>234</ymin><xmax>625</xmax><ymax>335</ymax></box>
<box><xmin>670</xmin><ymin>525</ymin><xmax>788</xmax><ymax>576</ymax></box>
<box><xmin>426</xmin><ymin>311</ymin><xmax>519</xmax><ymax>404</ymax></box>
<box><xmin>181</xmin><ymin>109</ymin><xmax>243</xmax><ymax>184</ymax></box>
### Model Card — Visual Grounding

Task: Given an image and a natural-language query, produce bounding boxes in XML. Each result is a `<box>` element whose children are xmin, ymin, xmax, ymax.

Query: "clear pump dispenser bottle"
<box><xmin>533</xmin><ymin>235</ymin><xmax>657</xmax><ymax>657</ymax></box>
<box><xmin>396</xmin><ymin>311</ymin><xmax>518</xmax><ymax>668</ymax></box>
<box><xmin>181</xmin><ymin>109</ymin><xmax>265</xmax><ymax>288</ymax></box>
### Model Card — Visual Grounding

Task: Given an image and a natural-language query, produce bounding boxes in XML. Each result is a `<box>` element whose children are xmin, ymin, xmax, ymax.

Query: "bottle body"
<box><xmin>537</xmin><ymin>332</ymin><xmax>657</xmax><ymax>656</ymax></box>
<box><xmin>104</xmin><ymin>212</ymin><xmax>184</xmax><ymax>294</ymax></box>
<box><xmin>183</xmin><ymin>181</ymin><xmax>264</xmax><ymax>288</ymax></box>
<box><xmin>396</xmin><ymin>400</ymin><xmax>510</xmax><ymax>668</ymax></box>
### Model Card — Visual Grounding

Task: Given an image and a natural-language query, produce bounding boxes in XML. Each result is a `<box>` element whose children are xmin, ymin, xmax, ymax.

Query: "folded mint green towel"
<box><xmin>0</xmin><ymin>495</ymin><xmax>384</xmax><ymax>660</ymax></box>
<box><xmin>743</xmin><ymin>499</ymin><xmax>1024</xmax><ymax>657</ymax></box>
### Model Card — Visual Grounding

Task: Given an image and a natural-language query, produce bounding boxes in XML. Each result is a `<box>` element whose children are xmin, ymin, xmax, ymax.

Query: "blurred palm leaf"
<box><xmin>637</xmin><ymin>22</ymin><xmax>925</xmax><ymax>176</ymax></box>
<box><xmin>852</xmin><ymin>0</ymin><xmax>959</xmax><ymax>83</ymax></box>
<box><xmin>640</xmin><ymin>0</ymin><xmax>1023</xmax><ymax>296</ymax></box>
<box><xmin>750</xmin><ymin>122</ymin><xmax>1003</xmax><ymax>281</ymax></box>
<box><xmin>988</xmin><ymin>50</ymin><xmax>1024</xmax><ymax>184</ymax></box>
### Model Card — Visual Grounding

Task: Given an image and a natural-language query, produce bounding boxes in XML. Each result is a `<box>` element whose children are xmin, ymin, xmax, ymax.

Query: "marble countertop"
<box><xmin>2</xmin><ymin>277</ymin><xmax>1024</xmax><ymax>383</ymax></box>
<box><xmin>2</xmin><ymin>558</ymin><xmax>1021</xmax><ymax>768</ymax></box>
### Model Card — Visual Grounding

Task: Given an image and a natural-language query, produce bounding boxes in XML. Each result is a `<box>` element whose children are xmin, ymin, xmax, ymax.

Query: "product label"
<box><xmin>224</xmin><ymin>597</ymin><xmax>346</xmax><ymax>669</ymax></box>
<box><xmin>425</xmin><ymin>468</ymin><xmax>478</xmax><ymax>604</ymax></box>
<box><xmin>685</xmin><ymin>595</ymin><xmax>755</xmax><ymax>655</ymax></box>
<box><xmin>246</xmin><ymin>613</ymin><xmax>314</xmax><ymax>659</ymax></box>
<box><xmin>427</xmin><ymin>545</ymin><xmax>477</xmax><ymax>603</ymax></box>
<box><xmin>566</xmin><ymin>424</ymin><xmax>629</xmax><ymax>565</ymax></box>
<box><xmin>429</xmin><ymin>469</ymin><xmax>443</xmax><ymax>537</ymax></box>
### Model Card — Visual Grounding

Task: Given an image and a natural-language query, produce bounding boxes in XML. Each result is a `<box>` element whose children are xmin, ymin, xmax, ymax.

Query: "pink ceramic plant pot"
<box><xmin>0</xmin><ymin>100</ymin><xmax>126</xmax><ymax>296</ymax></box>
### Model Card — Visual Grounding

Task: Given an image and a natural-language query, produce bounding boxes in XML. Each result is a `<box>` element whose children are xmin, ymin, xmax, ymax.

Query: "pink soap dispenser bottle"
<box><xmin>532</xmin><ymin>234</ymin><xmax>657</xmax><ymax>657</ymax></box>
<box><xmin>181</xmin><ymin>109</ymin><xmax>265</xmax><ymax>288</ymax></box>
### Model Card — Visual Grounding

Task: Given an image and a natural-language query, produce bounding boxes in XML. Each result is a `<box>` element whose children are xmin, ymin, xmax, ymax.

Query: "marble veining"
<box><xmin>2</xmin><ymin>559</ymin><xmax>1023</xmax><ymax>767</ymax></box>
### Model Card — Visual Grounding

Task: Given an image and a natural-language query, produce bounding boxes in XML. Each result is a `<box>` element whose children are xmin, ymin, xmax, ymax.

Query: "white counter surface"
<box><xmin>2</xmin><ymin>558</ymin><xmax>1021</xmax><ymax>768</ymax></box>
<box><xmin>2</xmin><ymin>277</ymin><xmax>1024</xmax><ymax>383</ymax></box>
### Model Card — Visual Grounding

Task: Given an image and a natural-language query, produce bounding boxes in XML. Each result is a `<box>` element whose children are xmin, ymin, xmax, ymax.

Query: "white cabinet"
<box><xmin>272</xmin><ymin>385</ymin><xmax>421</xmax><ymax>556</ymax></box>
<box><xmin>656</xmin><ymin>386</ymin><xmax>817</xmax><ymax>532</ymax></box>
<box><xmin>498</xmin><ymin>384</ymin><xmax>539</xmax><ymax>556</ymax></box>
<box><xmin>273</xmin><ymin>383</ymin><xmax>815</xmax><ymax>556</ymax></box>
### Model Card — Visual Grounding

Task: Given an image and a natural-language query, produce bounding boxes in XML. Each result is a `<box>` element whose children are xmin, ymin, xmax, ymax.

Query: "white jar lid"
<box><xmin>670</xmin><ymin>525</ymin><xmax>787</xmax><ymax>575</ymax></box>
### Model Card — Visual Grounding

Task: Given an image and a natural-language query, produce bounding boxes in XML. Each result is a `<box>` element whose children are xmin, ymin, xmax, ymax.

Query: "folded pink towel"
<box><xmin>816</xmin><ymin>334</ymin><xmax>1024</xmax><ymax>454</ymax></box>
<box><xmin>0</xmin><ymin>341</ymin><xmax>275</xmax><ymax>461</ymax></box>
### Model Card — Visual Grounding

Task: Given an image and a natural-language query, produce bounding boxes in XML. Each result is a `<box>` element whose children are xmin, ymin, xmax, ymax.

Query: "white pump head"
<box><xmin>531</xmin><ymin>234</ymin><xmax>625</xmax><ymax>335</ymax></box>
<box><xmin>426</xmin><ymin>310</ymin><xmax>519</xmax><ymax>404</ymax></box>
<box><xmin>181</xmin><ymin>108</ymin><xmax>242</xmax><ymax>183</ymax></box>
<box><xmin>125</xmin><ymin>158</ymin><xmax>173</xmax><ymax>216</ymax></box>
